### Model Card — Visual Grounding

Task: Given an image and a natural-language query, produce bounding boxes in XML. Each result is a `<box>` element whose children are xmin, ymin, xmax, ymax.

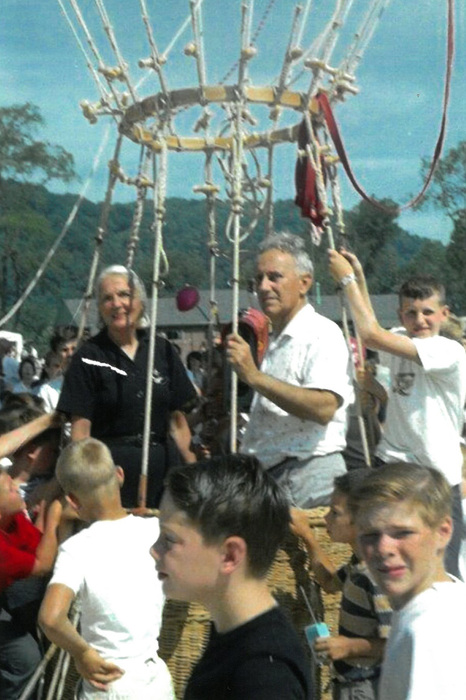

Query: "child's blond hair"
<box><xmin>56</xmin><ymin>438</ymin><xmax>117</xmax><ymax>495</ymax></box>
<box><xmin>349</xmin><ymin>462</ymin><xmax>452</xmax><ymax>529</ymax></box>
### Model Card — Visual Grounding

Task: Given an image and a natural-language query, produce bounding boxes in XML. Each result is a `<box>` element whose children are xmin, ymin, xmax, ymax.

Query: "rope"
<box><xmin>220</xmin><ymin>0</ymin><xmax>278</xmax><ymax>84</ymax></box>
<box><xmin>139</xmin><ymin>143</ymin><xmax>168</xmax><ymax>508</ymax></box>
<box><xmin>339</xmin><ymin>0</ymin><xmax>391</xmax><ymax>77</ymax></box>
<box><xmin>56</xmin><ymin>0</ymin><xmax>112</xmax><ymax>107</ymax></box>
<box><xmin>316</xmin><ymin>0</ymin><xmax>455</xmax><ymax>214</ymax></box>
<box><xmin>137</xmin><ymin>0</ymin><xmax>170</xmax><ymax>96</ymax></box>
<box><xmin>94</xmin><ymin>0</ymin><xmax>138</xmax><ymax>102</ymax></box>
<box><xmin>0</xmin><ymin>125</ymin><xmax>111</xmax><ymax>329</ymax></box>
<box><xmin>66</xmin><ymin>0</ymin><xmax>124</xmax><ymax>109</ymax></box>
<box><xmin>188</xmin><ymin>0</ymin><xmax>208</xmax><ymax>97</ymax></box>
<box><xmin>126</xmin><ymin>146</ymin><xmax>152</xmax><ymax>269</ymax></box>
<box><xmin>162</xmin><ymin>0</ymin><xmax>205</xmax><ymax>59</ymax></box>
<box><xmin>228</xmin><ymin>101</ymin><xmax>246</xmax><ymax>454</ymax></box>
<box><xmin>77</xmin><ymin>132</ymin><xmax>124</xmax><ymax>342</ymax></box>
<box><xmin>340</xmin><ymin>304</ymin><xmax>372</xmax><ymax>467</ymax></box>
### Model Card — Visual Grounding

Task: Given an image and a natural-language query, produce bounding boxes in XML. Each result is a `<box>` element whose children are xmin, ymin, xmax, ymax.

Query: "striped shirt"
<box><xmin>333</xmin><ymin>554</ymin><xmax>391</xmax><ymax>680</ymax></box>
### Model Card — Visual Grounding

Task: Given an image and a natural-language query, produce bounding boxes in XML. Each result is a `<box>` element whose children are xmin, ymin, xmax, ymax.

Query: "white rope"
<box><xmin>339</xmin><ymin>0</ymin><xmax>391</xmax><ymax>77</ymax></box>
<box><xmin>126</xmin><ymin>146</ymin><xmax>152</xmax><ymax>269</ymax></box>
<box><xmin>77</xmin><ymin>132</ymin><xmax>124</xmax><ymax>341</ymax></box>
<box><xmin>163</xmin><ymin>0</ymin><xmax>205</xmax><ymax>59</ymax></box>
<box><xmin>229</xmin><ymin>101</ymin><xmax>246</xmax><ymax>454</ymax></box>
<box><xmin>306</xmin><ymin>0</ymin><xmax>355</xmax><ymax>99</ymax></box>
<box><xmin>93</xmin><ymin>0</ymin><xmax>138</xmax><ymax>102</ymax></box>
<box><xmin>295</xmin><ymin>0</ymin><xmax>314</xmax><ymax>48</ymax></box>
<box><xmin>56</xmin><ymin>0</ymin><xmax>111</xmax><ymax>106</ymax></box>
<box><xmin>0</xmin><ymin>125</ymin><xmax>111</xmax><ymax>329</ymax></box>
<box><xmin>66</xmin><ymin>0</ymin><xmax>124</xmax><ymax>109</ymax></box>
<box><xmin>137</xmin><ymin>0</ymin><xmax>170</xmax><ymax>99</ymax></box>
<box><xmin>189</xmin><ymin>0</ymin><xmax>208</xmax><ymax>94</ymax></box>
<box><xmin>276</xmin><ymin>4</ymin><xmax>304</xmax><ymax>93</ymax></box>
<box><xmin>140</xmin><ymin>142</ymin><xmax>168</xmax><ymax>507</ymax></box>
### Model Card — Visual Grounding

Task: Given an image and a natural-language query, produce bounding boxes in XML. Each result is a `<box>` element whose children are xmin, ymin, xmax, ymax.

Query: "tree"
<box><xmin>0</xmin><ymin>103</ymin><xmax>76</xmax><ymax>184</ymax></box>
<box><xmin>418</xmin><ymin>141</ymin><xmax>466</xmax><ymax>221</ymax></box>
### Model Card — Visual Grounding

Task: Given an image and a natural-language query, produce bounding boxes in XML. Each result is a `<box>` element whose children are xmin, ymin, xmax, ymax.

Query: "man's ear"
<box><xmin>220</xmin><ymin>536</ymin><xmax>247</xmax><ymax>575</ymax></box>
<box><xmin>65</xmin><ymin>493</ymin><xmax>81</xmax><ymax>513</ymax></box>
<box><xmin>300</xmin><ymin>273</ymin><xmax>313</xmax><ymax>297</ymax></box>
<box><xmin>115</xmin><ymin>466</ymin><xmax>125</xmax><ymax>487</ymax></box>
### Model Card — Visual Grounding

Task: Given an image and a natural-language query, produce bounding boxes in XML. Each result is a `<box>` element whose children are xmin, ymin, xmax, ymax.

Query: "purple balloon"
<box><xmin>176</xmin><ymin>285</ymin><xmax>200</xmax><ymax>311</ymax></box>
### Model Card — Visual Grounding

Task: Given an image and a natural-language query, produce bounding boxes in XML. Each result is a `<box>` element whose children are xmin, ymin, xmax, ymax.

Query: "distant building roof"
<box><xmin>63</xmin><ymin>290</ymin><xmax>399</xmax><ymax>333</ymax></box>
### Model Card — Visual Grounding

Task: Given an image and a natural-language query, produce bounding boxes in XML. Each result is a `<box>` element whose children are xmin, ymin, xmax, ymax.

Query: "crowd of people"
<box><xmin>1</xmin><ymin>231</ymin><xmax>466</xmax><ymax>699</ymax></box>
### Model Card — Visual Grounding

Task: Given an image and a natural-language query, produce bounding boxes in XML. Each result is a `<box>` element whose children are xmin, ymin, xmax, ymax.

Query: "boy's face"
<box><xmin>324</xmin><ymin>490</ymin><xmax>356</xmax><ymax>545</ymax></box>
<box><xmin>0</xmin><ymin>471</ymin><xmax>25</xmax><ymax>520</ymax></box>
<box><xmin>151</xmin><ymin>492</ymin><xmax>224</xmax><ymax>605</ymax></box>
<box><xmin>356</xmin><ymin>500</ymin><xmax>452</xmax><ymax>610</ymax></box>
<box><xmin>398</xmin><ymin>294</ymin><xmax>448</xmax><ymax>339</ymax></box>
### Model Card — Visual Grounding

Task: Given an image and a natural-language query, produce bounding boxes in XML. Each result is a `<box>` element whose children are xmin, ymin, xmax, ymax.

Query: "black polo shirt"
<box><xmin>58</xmin><ymin>329</ymin><xmax>197</xmax><ymax>441</ymax></box>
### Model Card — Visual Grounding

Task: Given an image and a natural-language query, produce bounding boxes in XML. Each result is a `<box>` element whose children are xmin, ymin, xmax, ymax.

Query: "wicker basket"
<box><xmin>44</xmin><ymin>507</ymin><xmax>350</xmax><ymax>700</ymax></box>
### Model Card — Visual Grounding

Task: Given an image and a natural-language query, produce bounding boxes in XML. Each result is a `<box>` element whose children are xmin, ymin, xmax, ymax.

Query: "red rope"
<box><xmin>316</xmin><ymin>0</ymin><xmax>455</xmax><ymax>215</ymax></box>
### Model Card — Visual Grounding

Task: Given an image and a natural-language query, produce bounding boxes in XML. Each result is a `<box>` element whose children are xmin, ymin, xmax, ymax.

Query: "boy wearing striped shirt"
<box><xmin>292</xmin><ymin>469</ymin><xmax>391</xmax><ymax>700</ymax></box>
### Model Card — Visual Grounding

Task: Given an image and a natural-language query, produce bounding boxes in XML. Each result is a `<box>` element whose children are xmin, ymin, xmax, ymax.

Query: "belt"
<box><xmin>332</xmin><ymin>666</ymin><xmax>380</xmax><ymax>685</ymax></box>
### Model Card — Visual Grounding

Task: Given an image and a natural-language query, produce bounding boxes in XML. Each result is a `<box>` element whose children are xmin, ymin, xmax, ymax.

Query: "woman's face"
<box><xmin>20</xmin><ymin>361</ymin><xmax>35</xmax><ymax>386</ymax></box>
<box><xmin>98</xmin><ymin>274</ymin><xmax>143</xmax><ymax>334</ymax></box>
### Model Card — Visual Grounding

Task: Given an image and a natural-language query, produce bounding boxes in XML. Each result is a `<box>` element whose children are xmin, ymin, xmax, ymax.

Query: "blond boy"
<box><xmin>351</xmin><ymin>462</ymin><xmax>466</xmax><ymax>699</ymax></box>
<box><xmin>39</xmin><ymin>438</ymin><xmax>174</xmax><ymax>700</ymax></box>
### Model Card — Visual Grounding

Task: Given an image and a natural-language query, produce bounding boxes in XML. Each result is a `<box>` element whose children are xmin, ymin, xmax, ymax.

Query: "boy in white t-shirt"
<box><xmin>351</xmin><ymin>462</ymin><xmax>466</xmax><ymax>700</ymax></box>
<box><xmin>39</xmin><ymin>438</ymin><xmax>174</xmax><ymax>700</ymax></box>
<box><xmin>328</xmin><ymin>248</ymin><xmax>466</xmax><ymax>577</ymax></box>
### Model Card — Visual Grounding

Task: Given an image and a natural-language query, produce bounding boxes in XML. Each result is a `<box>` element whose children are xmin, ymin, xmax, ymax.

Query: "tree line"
<box><xmin>0</xmin><ymin>104</ymin><xmax>464</xmax><ymax>351</ymax></box>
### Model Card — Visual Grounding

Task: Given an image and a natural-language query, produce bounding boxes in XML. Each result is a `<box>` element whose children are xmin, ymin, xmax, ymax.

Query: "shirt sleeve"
<box><xmin>300</xmin><ymin>323</ymin><xmax>351</xmax><ymax>404</ymax></box>
<box><xmin>49</xmin><ymin>542</ymin><xmax>84</xmax><ymax>595</ymax></box>
<box><xmin>413</xmin><ymin>336</ymin><xmax>465</xmax><ymax>374</ymax></box>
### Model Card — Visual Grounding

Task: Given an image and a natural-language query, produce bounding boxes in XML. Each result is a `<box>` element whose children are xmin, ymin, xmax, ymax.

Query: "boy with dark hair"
<box><xmin>329</xmin><ymin>249</ymin><xmax>466</xmax><ymax>577</ymax></box>
<box><xmin>151</xmin><ymin>454</ymin><xmax>312</xmax><ymax>699</ymax></box>
<box><xmin>351</xmin><ymin>462</ymin><xmax>466</xmax><ymax>699</ymax></box>
<box><xmin>292</xmin><ymin>470</ymin><xmax>391</xmax><ymax>700</ymax></box>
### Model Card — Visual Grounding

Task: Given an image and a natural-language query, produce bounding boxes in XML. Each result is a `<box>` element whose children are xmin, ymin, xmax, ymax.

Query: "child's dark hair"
<box><xmin>398</xmin><ymin>276</ymin><xmax>445</xmax><ymax>306</ymax></box>
<box><xmin>165</xmin><ymin>454</ymin><xmax>290</xmax><ymax>578</ymax></box>
<box><xmin>334</xmin><ymin>468</ymin><xmax>373</xmax><ymax>497</ymax></box>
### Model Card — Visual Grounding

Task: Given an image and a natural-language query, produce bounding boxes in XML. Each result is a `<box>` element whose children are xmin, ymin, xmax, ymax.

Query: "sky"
<box><xmin>1</xmin><ymin>0</ymin><xmax>464</xmax><ymax>246</ymax></box>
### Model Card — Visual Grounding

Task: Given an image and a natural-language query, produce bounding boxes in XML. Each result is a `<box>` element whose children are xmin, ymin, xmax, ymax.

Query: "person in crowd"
<box><xmin>328</xmin><ymin>249</ymin><xmax>466</xmax><ymax>577</ymax></box>
<box><xmin>12</xmin><ymin>357</ymin><xmax>37</xmax><ymax>395</ymax></box>
<box><xmin>227</xmin><ymin>232</ymin><xmax>353</xmax><ymax>507</ymax></box>
<box><xmin>151</xmin><ymin>454</ymin><xmax>313</xmax><ymax>700</ymax></box>
<box><xmin>0</xmin><ymin>340</ymin><xmax>19</xmax><ymax>393</ymax></box>
<box><xmin>0</xmin><ymin>470</ymin><xmax>62</xmax><ymax>700</ymax></box>
<box><xmin>39</xmin><ymin>438</ymin><xmax>175</xmax><ymax>700</ymax></box>
<box><xmin>58</xmin><ymin>265</ymin><xmax>198</xmax><ymax>508</ymax></box>
<box><xmin>292</xmin><ymin>469</ymin><xmax>391</xmax><ymax>700</ymax></box>
<box><xmin>49</xmin><ymin>325</ymin><xmax>79</xmax><ymax>374</ymax></box>
<box><xmin>186</xmin><ymin>351</ymin><xmax>206</xmax><ymax>395</ymax></box>
<box><xmin>36</xmin><ymin>351</ymin><xmax>66</xmax><ymax>413</ymax></box>
<box><xmin>351</xmin><ymin>462</ymin><xmax>466</xmax><ymax>699</ymax></box>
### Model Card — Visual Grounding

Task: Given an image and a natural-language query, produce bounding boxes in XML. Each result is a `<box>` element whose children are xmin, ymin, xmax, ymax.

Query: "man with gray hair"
<box><xmin>227</xmin><ymin>232</ymin><xmax>352</xmax><ymax>507</ymax></box>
